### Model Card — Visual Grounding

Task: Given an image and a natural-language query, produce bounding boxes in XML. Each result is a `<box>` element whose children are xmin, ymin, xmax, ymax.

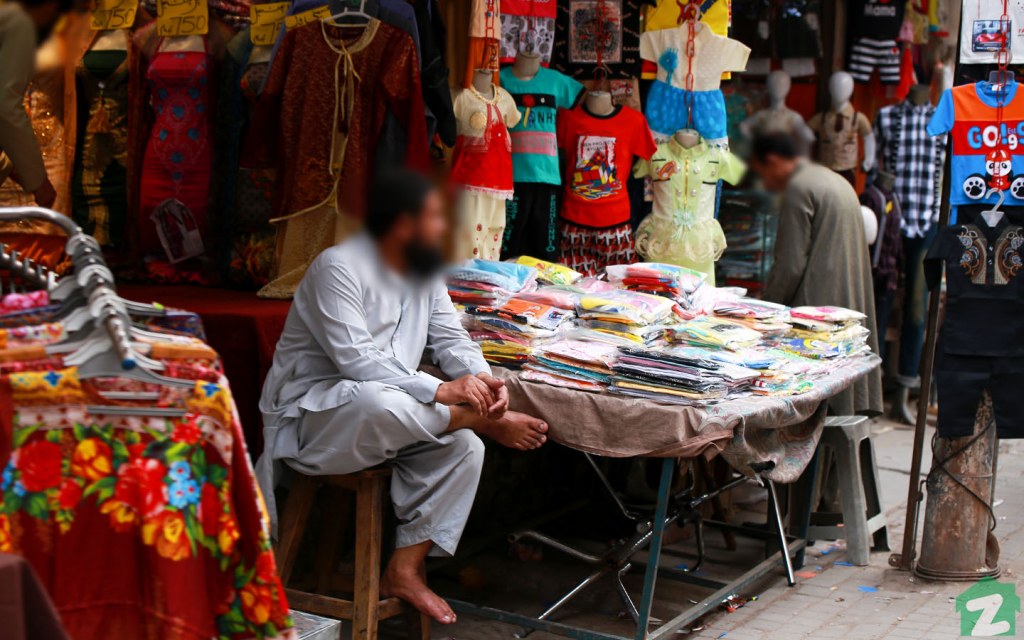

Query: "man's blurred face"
<box><xmin>392</xmin><ymin>189</ymin><xmax>447</xmax><ymax>277</ymax></box>
<box><xmin>750</xmin><ymin>154</ymin><xmax>796</xmax><ymax>193</ymax></box>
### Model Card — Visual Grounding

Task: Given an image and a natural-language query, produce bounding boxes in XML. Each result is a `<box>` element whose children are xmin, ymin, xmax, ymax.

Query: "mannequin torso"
<box><xmin>585</xmin><ymin>91</ymin><xmax>614</xmax><ymax>116</ymax></box>
<box><xmin>511</xmin><ymin>51</ymin><xmax>541</xmax><ymax>81</ymax></box>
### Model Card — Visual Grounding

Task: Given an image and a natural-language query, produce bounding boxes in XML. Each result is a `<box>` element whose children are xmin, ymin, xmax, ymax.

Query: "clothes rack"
<box><xmin>0</xmin><ymin>206</ymin><xmax>136</xmax><ymax>369</ymax></box>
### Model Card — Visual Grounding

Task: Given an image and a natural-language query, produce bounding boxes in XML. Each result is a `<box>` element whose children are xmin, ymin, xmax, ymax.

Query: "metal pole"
<box><xmin>915</xmin><ymin>392</ymin><xmax>999</xmax><ymax>580</ymax></box>
<box><xmin>633</xmin><ymin>458</ymin><xmax>675</xmax><ymax>640</ymax></box>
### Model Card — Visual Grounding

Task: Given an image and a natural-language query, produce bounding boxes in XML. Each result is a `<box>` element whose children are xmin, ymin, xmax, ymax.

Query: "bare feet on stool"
<box><xmin>479</xmin><ymin>411</ymin><xmax>548</xmax><ymax>450</ymax></box>
<box><xmin>381</xmin><ymin>544</ymin><xmax>457</xmax><ymax>624</ymax></box>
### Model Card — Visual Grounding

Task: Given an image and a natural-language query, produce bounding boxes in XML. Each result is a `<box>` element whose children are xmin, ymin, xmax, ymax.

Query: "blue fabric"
<box><xmin>644</xmin><ymin>81</ymin><xmax>727</xmax><ymax>140</ymax></box>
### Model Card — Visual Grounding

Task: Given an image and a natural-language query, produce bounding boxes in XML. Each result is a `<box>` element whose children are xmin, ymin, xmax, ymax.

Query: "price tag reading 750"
<box><xmin>90</xmin><ymin>0</ymin><xmax>139</xmax><ymax>30</ymax></box>
<box><xmin>156</xmin><ymin>0</ymin><xmax>209</xmax><ymax>36</ymax></box>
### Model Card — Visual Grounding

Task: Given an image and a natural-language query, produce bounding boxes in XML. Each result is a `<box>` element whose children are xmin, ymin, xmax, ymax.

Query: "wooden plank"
<box><xmin>276</xmin><ymin>475</ymin><xmax>318</xmax><ymax>584</ymax></box>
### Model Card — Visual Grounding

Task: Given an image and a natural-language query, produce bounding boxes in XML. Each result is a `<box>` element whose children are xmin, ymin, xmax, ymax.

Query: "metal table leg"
<box><xmin>633</xmin><ymin>458</ymin><xmax>675</xmax><ymax>640</ymax></box>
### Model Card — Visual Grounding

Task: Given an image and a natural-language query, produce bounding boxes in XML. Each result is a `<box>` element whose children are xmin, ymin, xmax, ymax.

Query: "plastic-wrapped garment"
<box><xmin>513</xmin><ymin>256</ymin><xmax>582</xmax><ymax>286</ymax></box>
<box><xmin>576</xmin><ymin>289</ymin><xmax>676</xmax><ymax>326</ymax></box>
<box><xmin>513</xmin><ymin>286</ymin><xmax>580</xmax><ymax>310</ymax></box>
<box><xmin>449</xmin><ymin>259</ymin><xmax>538</xmax><ymax>292</ymax></box>
<box><xmin>789</xmin><ymin>305</ymin><xmax>866</xmax><ymax>324</ymax></box>
<box><xmin>464</xmin><ymin>298</ymin><xmax>574</xmax><ymax>331</ymax></box>
<box><xmin>670</xmin><ymin>317</ymin><xmax>762</xmax><ymax>351</ymax></box>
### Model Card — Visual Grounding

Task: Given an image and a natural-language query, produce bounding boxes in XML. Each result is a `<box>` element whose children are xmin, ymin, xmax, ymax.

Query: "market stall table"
<box><xmin>444</xmin><ymin>354</ymin><xmax>880</xmax><ymax>640</ymax></box>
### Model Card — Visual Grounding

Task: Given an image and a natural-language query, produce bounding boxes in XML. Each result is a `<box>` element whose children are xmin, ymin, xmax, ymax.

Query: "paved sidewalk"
<box><xmin>432</xmin><ymin>417</ymin><xmax>1024</xmax><ymax>640</ymax></box>
<box><xmin>687</xmin><ymin>419</ymin><xmax>1024</xmax><ymax>640</ymax></box>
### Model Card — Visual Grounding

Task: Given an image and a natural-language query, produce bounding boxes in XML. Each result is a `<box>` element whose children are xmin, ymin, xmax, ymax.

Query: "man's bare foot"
<box><xmin>479</xmin><ymin>411</ymin><xmax>548</xmax><ymax>450</ymax></box>
<box><xmin>381</xmin><ymin>562</ymin><xmax>457</xmax><ymax>624</ymax></box>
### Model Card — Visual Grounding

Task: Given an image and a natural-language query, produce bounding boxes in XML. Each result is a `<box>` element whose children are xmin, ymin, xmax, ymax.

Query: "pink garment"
<box><xmin>0</xmin><ymin>291</ymin><xmax>49</xmax><ymax>314</ymax></box>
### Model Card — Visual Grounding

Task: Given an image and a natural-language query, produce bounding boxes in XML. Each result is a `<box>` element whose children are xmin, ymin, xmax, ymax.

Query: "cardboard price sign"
<box><xmin>283</xmin><ymin>5</ymin><xmax>329</xmax><ymax>30</ymax></box>
<box><xmin>250</xmin><ymin>2</ymin><xmax>288</xmax><ymax>45</ymax></box>
<box><xmin>156</xmin><ymin>0</ymin><xmax>209</xmax><ymax>36</ymax></box>
<box><xmin>90</xmin><ymin>0</ymin><xmax>139</xmax><ymax>30</ymax></box>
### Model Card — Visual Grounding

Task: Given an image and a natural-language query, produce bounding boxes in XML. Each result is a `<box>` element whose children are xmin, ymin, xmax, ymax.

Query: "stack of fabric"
<box><xmin>608</xmin><ymin>347</ymin><xmax>760</xmax><ymax>405</ymax></box>
<box><xmin>522</xmin><ymin>339</ymin><xmax>618</xmax><ymax>391</ymax></box>
<box><xmin>712</xmin><ymin>297</ymin><xmax>791</xmax><ymax>336</ymax></box>
<box><xmin>462</xmin><ymin>298</ymin><xmax>574</xmax><ymax>365</ymax></box>
<box><xmin>574</xmin><ymin>289</ymin><xmax>679</xmax><ymax>346</ymax></box>
<box><xmin>776</xmin><ymin>306</ymin><xmax>871</xmax><ymax>359</ymax></box>
<box><xmin>605</xmin><ymin>263</ymin><xmax>707</xmax><ymax>309</ymax></box>
<box><xmin>513</xmin><ymin>256</ymin><xmax>583</xmax><ymax>287</ymax></box>
<box><xmin>448</xmin><ymin>259</ymin><xmax>538</xmax><ymax>305</ymax></box>
<box><xmin>669</xmin><ymin>316</ymin><xmax>763</xmax><ymax>352</ymax></box>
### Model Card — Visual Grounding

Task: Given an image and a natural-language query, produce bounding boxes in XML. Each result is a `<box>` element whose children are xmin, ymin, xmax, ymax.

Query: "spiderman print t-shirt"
<box><xmin>557</xmin><ymin>103</ymin><xmax>657</xmax><ymax>228</ymax></box>
<box><xmin>928</xmin><ymin>80</ymin><xmax>1024</xmax><ymax>207</ymax></box>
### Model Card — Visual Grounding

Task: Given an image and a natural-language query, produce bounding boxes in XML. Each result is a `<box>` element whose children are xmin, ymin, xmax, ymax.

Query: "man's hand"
<box><xmin>435</xmin><ymin>374</ymin><xmax>496</xmax><ymax>417</ymax></box>
<box><xmin>476</xmin><ymin>372</ymin><xmax>508</xmax><ymax>419</ymax></box>
<box><xmin>33</xmin><ymin>178</ymin><xmax>56</xmax><ymax>209</ymax></box>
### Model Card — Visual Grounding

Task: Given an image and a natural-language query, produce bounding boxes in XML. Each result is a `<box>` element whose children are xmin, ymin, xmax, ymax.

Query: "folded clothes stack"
<box><xmin>463</xmin><ymin>298</ymin><xmax>574</xmax><ymax>365</ymax></box>
<box><xmin>513</xmin><ymin>256</ymin><xmax>583</xmax><ymax>287</ymax></box>
<box><xmin>574</xmin><ymin>289</ymin><xmax>680</xmax><ymax>346</ymax></box>
<box><xmin>605</xmin><ymin>263</ymin><xmax>707</xmax><ymax>309</ymax></box>
<box><xmin>522</xmin><ymin>339</ymin><xmax>618</xmax><ymax>392</ymax></box>
<box><xmin>712</xmin><ymin>297</ymin><xmax>792</xmax><ymax>336</ymax></box>
<box><xmin>669</xmin><ymin>316</ymin><xmax>763</xmax><ymax>352</ymax></box>
<box><xmin>774</xmin><ymin>305</ymin><xmax>871</xmax><ymax>359</ymax></box>
<box><xmin>608</xmin><ymin>347</ymin><xmax>760</xmax><ymax>405</ymax></box>
<box><xmin>448</xmin><ymin>259</ymin><xmax>538</xmax><ymax>305</ymax></box>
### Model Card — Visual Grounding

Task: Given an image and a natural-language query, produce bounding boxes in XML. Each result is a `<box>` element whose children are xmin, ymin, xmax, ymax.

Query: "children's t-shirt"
<box><xmin>927</xmin><ymin>81</ymin><xmax>1024</xmax><ymax>207</ymax></box>
<box><xmin>639</xmin><ymin>24</ymin><xmax>750</xmax><ymax>90</ymax></box>
<box><xmin>557</xmin><ymin>104</ymin><xmax>657</xmax><ymax>228</ymax></box>
<box><xmin>848</xmin><ymin>0</ymin><xmax>906</xmax><ymax>41</ymax></box>
<box><xmin>499</xmin><ymin>66</ymin><xmax>585</xmax><ymax>185</ymax></box>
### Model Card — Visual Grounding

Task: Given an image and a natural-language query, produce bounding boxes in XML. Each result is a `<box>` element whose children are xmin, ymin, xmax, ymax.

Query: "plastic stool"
<box><xmin>807</xmin><ymin>416</ymin><xmax>889</xmax><ymax>566</ymax></box>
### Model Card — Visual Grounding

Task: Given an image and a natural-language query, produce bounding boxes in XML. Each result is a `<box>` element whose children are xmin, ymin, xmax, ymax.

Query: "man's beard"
<box><xmin>403</xmin><ymin>241</ymin><xmax>445</xmax><ymax>278</ymax></box>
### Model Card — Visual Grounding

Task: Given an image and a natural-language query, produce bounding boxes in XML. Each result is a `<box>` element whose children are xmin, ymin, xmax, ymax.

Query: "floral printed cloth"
<box><xmin>0</xmin><ymin>367</ymin><xmax>294</xmax><ymax>640</ymax></box>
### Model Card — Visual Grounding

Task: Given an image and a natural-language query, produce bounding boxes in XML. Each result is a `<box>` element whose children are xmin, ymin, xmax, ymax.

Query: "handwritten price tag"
<box><xmin>156</xmin><ymin>0</ymin><xmax>209</xmax><ymax>36</ymax></box>
<box><xmin>91</xmin><ymin>0</ymin><xmax>139</xmax><ymax>30</ymax></box>
<box><xmin>250</xmin><ymin>2</ymin><xmax>288</xmax><ymax>45</ymax></box>
<box><xmin>284</xmin><ymin>5</ymin><xmax>330</xmax><ymax>30</ymax></box>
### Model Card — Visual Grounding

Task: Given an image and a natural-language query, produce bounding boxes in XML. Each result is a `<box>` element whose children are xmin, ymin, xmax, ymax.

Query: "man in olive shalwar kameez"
<box><xmin>751</xmin><ymin>134</ymin><xmax>883</xmax><ymax>416</ymax></box>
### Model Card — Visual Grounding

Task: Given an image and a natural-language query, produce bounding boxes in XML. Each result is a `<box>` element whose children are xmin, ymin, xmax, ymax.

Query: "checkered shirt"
<box><xmin>874</xmin><ymin>102</ymin><xmax>947</xmax><ymax>239</ymax></box>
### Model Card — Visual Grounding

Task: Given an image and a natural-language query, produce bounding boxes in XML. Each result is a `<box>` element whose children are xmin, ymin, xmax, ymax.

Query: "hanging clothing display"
<box><xmin>0</xmin><ymin>4</ymin><xmax>47</xmax><ymax>197</ymax></box>
<box><xmin>642</xmin><ymin>0</ymin><xmax>731</xmax><ymax>35</ymax></box>
<box><xmin>464</xmin><ymin>0</ymin><xmax>501</xmax><ymax>86</ymax></box>
<box><xmin>928</xmin><ymin>80</ymin><xmax>1024</xmax><ymax>208</ymax></box>
<box><xmin>874</xmin><ymin>100</ymin><xmax>946</xmax><ymax>238</ymax></box>
<box><xmin>808</xmin><ymin>105</ymin><xmax>872</xmax><ymax>175</ymax></box>
<box><xmin>959</xmin><ymin>1</ymin><xmax>1024</xmax><ymax>65</ymax></box>
<box><xmin>633</xmin><ymin>137</ymin><xmax>745</xmax><ymax>281</ymax></box>
<box><xmin>499</xmin><ymin>0</ymin><xmax>557</xmax><ymax>64</ymax></box>
<box><xmin>550</xmin><ymin>0</ymin><xmax>643</xmax><ymax>80</ymax></box>
<box><xmin>639</xmin><ymin>24</ymin><xmax>750</xmax><ymax>141</ymax></box>
<box><xmin>775</xmin><ymin>0</ymin><xmax>822</xmax><ymax>60</ymax></box>
<box><xmin>557</xmin><ymin>103</ymin><xmax>656</xmax><ymax>274</ymax></box>
<box><xmin>499</xmin><ymin>65</ymin><xmax>583</xmax><ymax>261</ymax></box>
<box><xmin>847</xmin><ymin>0</ymin><xmax>905</xmax><ymax>84</ymax></box>
<box><xmin>137</xmin><ymin>40</ymin><xmax>215</xmax><ymax>261</ymax></box>
<box><xmin>451</xmin><ymin>84</ymin><xmax>520</xmax><ymax>260</ymax></box>
<box><xmin>73</xmin><ymin>49</ymin><xmax>130</xmax><ymax>247</ymax></box>
<box><xmin>246</xmin><ymin>18</ymin><xmax>428</xmax><ymax>298</ymax></box>
<box><xmin>926</xmin><ymin>207</ymin><xmax>1024</xmax><ymax>439</ymax></box>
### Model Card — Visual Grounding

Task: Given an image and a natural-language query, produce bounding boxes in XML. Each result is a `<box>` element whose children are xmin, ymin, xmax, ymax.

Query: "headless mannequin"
<box><xmin>159</xmin><ymin>35</ymin><xmax>205</xmax><ymax>53</ymax></box>
<box><xmin>91</xmin><ymin>29</ymin><xmax>129</xmax><ymax>51</ymax></box>
<box><xmin>823</xmin><ymin>71</ymin><xmax>876</xmax><ymax>172</ymax></box>
<box><xmin>473</xmin><ymin>69</ymin><xmax>495</xmax><ymax>99</ymax></box>
<box><xmin>908</xmin><ymin>83</ymin><xmax>930</xmax><ymax>107</ymax></box>
<box><xmin>740</xmin><ymin>70</ymin><xmax>814</xmax><ymax>145</ymax></box>
<box><xmin>673</xmin><ymin>128</ymin><xmax>700</xmax><ymax>148</ymax></box>
<box><xmin>585</xmin><ymin>90</ymin><xmax>614</xmax><ymax>116</ymax></box>
<box><xmin>511</xmin><ymin>51</ymin><xmax>541</xmax><ymax>81</ymax></box>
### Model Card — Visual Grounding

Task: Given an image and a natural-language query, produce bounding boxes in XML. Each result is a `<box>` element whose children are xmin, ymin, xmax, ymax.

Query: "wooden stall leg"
<box><xmin>276</xmin><ymin>475</ymin><xmax>318</xmax><ymax>585</ymax></box>
<box><xmin>353</xmin><ymin>475</ymin><xmax>385</xmax><ymax>640</ymax></box>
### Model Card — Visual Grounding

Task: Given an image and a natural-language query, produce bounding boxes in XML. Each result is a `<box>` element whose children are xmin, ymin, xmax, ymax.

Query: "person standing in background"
<box><xmin>750</xmin><ymin>132</ymin><xmax>883</xmax><ymax>416</ymax></box>
<box><xmin>0</xmin><ymin>0</ymin><xmax>71</xmax><ymax>209</ymax></box>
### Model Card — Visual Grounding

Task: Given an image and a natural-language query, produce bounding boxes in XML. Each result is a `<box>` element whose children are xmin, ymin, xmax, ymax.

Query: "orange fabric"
<box><xmin>464</xmin><ymin>37</ymin><xmax>501</xmax><ymax>87</ymax></box>
<box><xmin>0</xmin><ymin>232</ymin><xmax>70</xmax><ymax>274</ymax></box>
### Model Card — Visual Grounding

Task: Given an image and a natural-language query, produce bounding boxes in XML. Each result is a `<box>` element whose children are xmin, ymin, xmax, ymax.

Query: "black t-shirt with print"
<box><xmin>925</xmin><ymin>206</ymin><xmax>1024</xmax><ymax>357</ymax></box>
<box><xmin>848</xmin><ymin>0</ymin><xmax>906</xmax><ymax>41</ymax></box>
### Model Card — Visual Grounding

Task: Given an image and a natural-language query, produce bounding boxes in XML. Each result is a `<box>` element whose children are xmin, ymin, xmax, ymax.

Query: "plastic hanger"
<box><xmin>325</xmin><ymin>0</ymin><xmax>371</xmax><ymax>23</ymax></box>
<box><xmin>981</xmin><ymin>188</ymin><xmax>1006</xmax><ymax>227</ymax></box>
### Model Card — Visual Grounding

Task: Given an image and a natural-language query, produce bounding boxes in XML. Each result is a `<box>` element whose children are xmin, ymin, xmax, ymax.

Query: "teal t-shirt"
<box><xmin>499</xmin><ymin>66</ymin><xmax>585</xmax><ymax>185</ymax></box>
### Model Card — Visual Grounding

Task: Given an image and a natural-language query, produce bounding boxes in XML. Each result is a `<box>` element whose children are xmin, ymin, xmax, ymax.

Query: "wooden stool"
<box><xmin>275</xmin><ymin>468</ymin><xmax>431</xmax><ymax>640</ymax></box>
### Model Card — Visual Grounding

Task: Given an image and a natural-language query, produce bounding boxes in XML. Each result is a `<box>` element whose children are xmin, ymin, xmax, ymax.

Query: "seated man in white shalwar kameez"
<box><xmin>256</xmin><ymin>170</ymin><xmax>549</xmax><ymax>625</ymax></box>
